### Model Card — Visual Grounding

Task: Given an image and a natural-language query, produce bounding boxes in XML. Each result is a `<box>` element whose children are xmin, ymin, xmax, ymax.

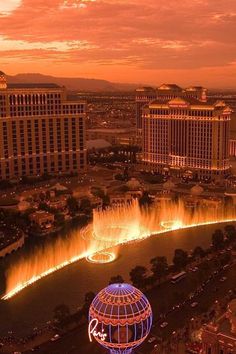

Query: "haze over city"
<box><xmin>0</xmin><ymin>0</ymin><xmax>236</xmax><ymax>87</ymax></box>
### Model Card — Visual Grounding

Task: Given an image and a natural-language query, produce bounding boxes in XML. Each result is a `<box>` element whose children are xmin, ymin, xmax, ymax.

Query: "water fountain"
<box><xmin>86</xmin><ymin>251</ymin><xmax>116</xmax><ymax>264</ymax></box>
<box><xmin>2</xmin><ymin>198</ymin><xmax>236</xmax><ymax>300</ymax></box>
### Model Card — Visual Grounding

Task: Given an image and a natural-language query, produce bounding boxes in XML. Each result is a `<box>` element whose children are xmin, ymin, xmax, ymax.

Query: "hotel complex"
<box><xmin>201</xmin><ymin>299</ymin><xmax>236</xmax><ymax>353</ymax></box>
<box><xmin>135</xmin><ymin>84</ymin><xmax>207</xmax><ymax>136</ymax></box>
<box><xmin>136</xmin><ymin>85</ymin><xmax>232</xmax><ymax>180</ymax></box>
<box><xmin>0</xmin><ymin>71</ymin><xmax>87</xmax><ymax>180</ymax></box>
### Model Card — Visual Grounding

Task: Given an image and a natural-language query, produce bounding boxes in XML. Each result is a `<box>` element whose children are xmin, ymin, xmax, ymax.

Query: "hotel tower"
<box><xmin>136</xmin><ymin>84</ymin><xmax>232</xmax><ymax>180</ymax></box>
<box><xmin>0</xmin><ymin>71</ymin><xmax>87</xmax><ymax>180</ymax></box>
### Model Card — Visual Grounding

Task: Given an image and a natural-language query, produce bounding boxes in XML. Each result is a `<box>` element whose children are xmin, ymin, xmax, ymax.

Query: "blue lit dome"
<box><xmin>89</xmin><ymin>283</ymin><xmax>153</xmax><ymax>354</ymax></box>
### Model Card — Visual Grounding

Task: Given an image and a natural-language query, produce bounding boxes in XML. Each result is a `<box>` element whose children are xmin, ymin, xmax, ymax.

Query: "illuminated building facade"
<box><xmin>135</xmin><ymin>84</ymin><xmax>207</xmax><ymax>140</ymax></box>
<box><xmin>230</xmin><ymin>139</ymin><xmax>236</xmax><ymax>157</ymax></box>
<box><xmin>0</xmin><ymin>71</ymin><xmax>86</xmax><ymax>180</ymax></box>
<box><xmin>201</xmin><ymin>300</ymin><xmax>236</xmax><ymax>353</ymax></box>
<box><xmin>142</xmin><ymin>96</ymin><xmax>231</xmax><ymax>180</ymax></box>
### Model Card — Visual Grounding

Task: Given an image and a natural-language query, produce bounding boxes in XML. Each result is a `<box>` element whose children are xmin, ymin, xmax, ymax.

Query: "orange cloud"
<box><xmin>0</xmin><ymin>0</ymin><xmax>236</xmax><ymax>87</ymax></box>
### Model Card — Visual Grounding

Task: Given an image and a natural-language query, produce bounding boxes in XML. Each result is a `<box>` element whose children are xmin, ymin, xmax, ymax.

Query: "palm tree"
<box><xmin>212</xmin><ymin>229</ymin><xmax>224</xmax><ymax>250</ymax></box>
<box><xmin>224</xmin><ymin>225</ymin><xmax>236</xmax><ymax>243</ymax></box>
<box><xmin>82</xmin><ymin>292</ymin><xmax>96</xmax><ymax>316</ymax></box>
<box><xmin>84</xmin><ymin>292</ymin><xmax>96</xmax><ymax>306</ymax></box>
<box><xmin>173</xmin><ymin>249</ymin><xmax>188</xmax><ymax>270</ymax></box>
<box><xmin>67</xmin><ymin>196</ymin><xmax>79</xmax><ymax>215</ymax></box>
<box><xmin>150</xmin><ymin>256</ymin><xmax>168</xmax><ymax>284</ymax></box>
<box><xmin>192</xmin><ymin>246</ymin><xmax>205</xmax><ymax>260</ymax></box>
<box><xmin>130</xmin><ymin>265</ymin><xmax>148</xmax><ymax>290</ymax></box>
<box><xmin>109</xmin><ymin>275</ymin><xmax>125</xmax><ymax>285</ymax></box>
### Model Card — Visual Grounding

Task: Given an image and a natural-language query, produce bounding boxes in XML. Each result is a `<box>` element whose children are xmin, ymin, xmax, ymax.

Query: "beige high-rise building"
<box><xmin>135</xmin><ymin>84</ymin><xmax>207</xmax><ymax>140</ymax></box>
<box><xmin>141</xmin><ymin>95</ymin><xmax>232</xmax><ymax>180</ymax></box>
<box><xmin>0</xmin><ymin>71</ymin><xmax>87</xmax><ymax>180</ymax></box>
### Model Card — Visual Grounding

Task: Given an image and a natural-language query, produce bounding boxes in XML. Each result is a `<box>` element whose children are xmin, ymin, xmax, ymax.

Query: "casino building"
<box><xmin>0</xmin><ymin>71</ymin><xmax>87</xmax><ymax>180</ymax></box>
<box><xmin>201</xmin><ymin>299</ymin><xmax>236</xmax><ymax>353</ymax></box>
<box><xmin>135</xmin><ymin>84</ymin><xmax>207</xmax><ymax>139</ymax></box>
<box><xmin>136</xmin><ymin>84</ymin><xmax>232</xmax><ymax>180</ymax></box>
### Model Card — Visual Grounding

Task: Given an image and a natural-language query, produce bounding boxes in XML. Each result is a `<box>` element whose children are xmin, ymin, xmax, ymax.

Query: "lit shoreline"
<box><xmin>1</xmin><ymin>217</ymin><xmax>236</xmax><ymax>301</ymax></box>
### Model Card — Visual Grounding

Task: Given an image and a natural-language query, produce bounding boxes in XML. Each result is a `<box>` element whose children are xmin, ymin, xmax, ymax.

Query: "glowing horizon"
<box><xmin>0</xmin><ymin>1</ymin><xmax>236</xmax><ymax>87</ymax></box>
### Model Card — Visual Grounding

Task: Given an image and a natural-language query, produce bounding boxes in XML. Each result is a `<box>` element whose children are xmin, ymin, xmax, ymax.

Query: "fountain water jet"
<box><xmin>2</xmin><ymin>199</ymin><xmax>236</xmax><ymax>300</ymax></box>
<box><xmin>86</xmin><ymin>251</ymin><xmax>116</xmax><ymax>264</ymax></box>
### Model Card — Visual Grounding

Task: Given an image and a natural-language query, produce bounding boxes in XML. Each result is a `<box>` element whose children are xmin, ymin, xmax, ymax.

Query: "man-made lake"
<box><xmin>0</xmin><ymin>222</ymin><xmax>230</xmax><ymax>335</ymax></box>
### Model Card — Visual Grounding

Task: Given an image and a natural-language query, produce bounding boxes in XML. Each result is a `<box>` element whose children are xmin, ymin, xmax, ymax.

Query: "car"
<box><xmin>50</xmin><ymin>334</ymin><xmax>60</xmax><ymax>342</ymax></box>
<box><xmin>220</xmin><ymin>277</ymin><xmax>227</xmax><ymax>282</ymax></box>
<box><xmin>191</xmin><ymin>302</ymin><xmax>198</xmax><ymax>308</ymax></box>
<box><xmin>160</xmin><ymin>321</ymin><xmax>168</xmax><ymax>328</ymax></box>
<box><xmin>148</xmin><ymin>336</ymin><xmax>156</xmax><ymax>344</ymax></box>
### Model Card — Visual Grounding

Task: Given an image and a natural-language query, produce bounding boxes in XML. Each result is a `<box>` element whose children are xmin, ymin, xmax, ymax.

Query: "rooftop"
<box><xmin>87</xmin><ymin>139</ymin><xmax>111</xmax><ymax>149</ymax></box>
<box><xmin>136</xmin><ymin>87</ymin><xmax>156</xmax><ymax>92</ymax></box>
<box><xmin>8</xmin><ymin>83</ymin><xmax>61</xmax><ymax>89</ymax></box>
<box><xmin>158</xmin><ymin>83</ymin><xmax>182</xmax><ymax>91</ymax></box>
<box><xmin>87</xmin><ymin>127</ymin><xmax>136</xmax><ymax>133</ymax></box>
<box><xmin>0</xmin><ymin>224</ymin><xmax>23</xmax><ymax>251</ymax></box>
<box><xmin>218</xmin><ymin>317</ymin><xmax>235</xmax><ymax>338</ymax></box>
<box><xmin>148</xmin><ymin>96</ymin><xmax>231</xmax><ymax>109</ymax></box>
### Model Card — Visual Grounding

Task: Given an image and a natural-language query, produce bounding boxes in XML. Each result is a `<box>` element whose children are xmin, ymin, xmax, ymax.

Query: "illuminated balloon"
<box><xmin>89</xmin><ymin>283</ymin><xmax>153</xmax><ymax>354</ymax></box>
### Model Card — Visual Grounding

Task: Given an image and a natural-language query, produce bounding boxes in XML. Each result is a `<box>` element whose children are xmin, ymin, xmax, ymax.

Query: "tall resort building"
<box><xmin>0</xmin><ymin>71</ymin><xmax>87</xmax><ymax>180</ymax></box>
<box><xmin>136</xmin><ymin>84</ymin><xmax>232</xmax><ymax>180</ymax></box>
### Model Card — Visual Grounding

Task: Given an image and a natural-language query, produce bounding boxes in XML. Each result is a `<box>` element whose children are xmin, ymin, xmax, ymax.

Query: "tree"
<box><xmin>192</xmin><ymin>246</ymin><xmax>205</xmax><ymax>260</ymax></box>
<box><xmin>219</xmin><ymin>252</ymin><xmax>231</xmax><ymax>266</ymax></box>
<box><xmin>38</xmin><ymin>202</ymin><xmax>50</xmax><ymax>212</ymax></box>
<box><xmin>54</xmin><ymin>304</ymin><xmax>70</xmax><ymax>324</ymax></box>
<box><xmin>84</xmin><ymin>291</ymin><xmax>96</xmax><ymax>306</ymax></box>
<box><xmin>150</xmin><ymin>256</ymin><xmax>168</xmax><ymax>283</ymax></box>
<box><xmin>79</xmin><ymin>198</ymin><xmax>92</xmax><ymax>214</ymax></box>
<box><xmin>55</xmin><ymin>213</ymin><xmax>65</xmax><ymax>225</ymax></box>
<box><xmin>82</xmin><ymin>291</ymin><xmax>96</xmax><ymax>315</ymax></box>
<box><xmin>130</xmin><ymin>266</ymin><xmax>148</xmax><ymax>289</ymax></box>
<box><xmin>212</xmin><ymin>229</ymin><xmax>224</xmax><ymax>250</ymax></box>
<box><xmin>109</xmin><ymin>275</ymin><xmax>125</xmax><ymax>285</ymax></box>
<box><xmin>224</xmin><ymin>225</ymin><xmax>236</xmax><ymax>243</ymax></box>
<box><xmin>91</xmin><ymin>187</ymin><xmax>105</xmax><ymax>199</ymax></box>
<box><xmin>173</xmin><ymin>249</ymin><xmax>188</xmax><ymax>270</ymax></box>
<box><xmin>67</xmin><ymin>196</ymin><xmax>79</xmax><ymax>215</ymax></box>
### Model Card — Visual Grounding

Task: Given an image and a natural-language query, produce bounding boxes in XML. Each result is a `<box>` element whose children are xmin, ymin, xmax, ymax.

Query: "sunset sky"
<box><xmin>0</xmin><ymin>0</ymin><xmax>236</xmax><ymax>87</ymax></box>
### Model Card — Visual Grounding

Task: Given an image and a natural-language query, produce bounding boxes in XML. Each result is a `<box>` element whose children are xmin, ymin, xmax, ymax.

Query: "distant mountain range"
<box><xmin>6</xmin><ymin>73</ymin><xmax>139</xmax><ymax>92</ymax></box>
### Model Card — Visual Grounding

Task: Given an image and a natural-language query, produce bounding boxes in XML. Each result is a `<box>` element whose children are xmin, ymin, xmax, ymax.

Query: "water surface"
<box><xmin>0</xmin><ymin>222</ymin><xmax>231</xmax><ymax>336</ymax></box>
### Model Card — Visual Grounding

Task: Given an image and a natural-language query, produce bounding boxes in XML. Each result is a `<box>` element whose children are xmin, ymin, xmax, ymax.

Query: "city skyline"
<box><xmin>0</xmin><ymin>0</ymin><xmax>236</xmax><ymax>88</ymax></box>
